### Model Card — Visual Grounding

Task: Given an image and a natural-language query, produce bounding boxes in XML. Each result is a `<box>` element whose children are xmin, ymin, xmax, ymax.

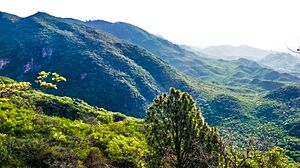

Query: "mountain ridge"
<box><xmin>260</xmin><ymin>52</ymin><xmax>300</xmax><ymax>77</ymax></box>
<box><xmin>0</xmin><ymin>12</ymin><xmax>195</xmax><ymax>117</ymax></box>
<box><xmin>70</xmin><ymin>18</ymin><xmax>300</xmax><ymax>90</ymax></box>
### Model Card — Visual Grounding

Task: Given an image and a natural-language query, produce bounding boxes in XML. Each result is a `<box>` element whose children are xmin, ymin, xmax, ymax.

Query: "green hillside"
<box><xmin>0</xmin><ymin>12</ymin><xmax>195</xmax><ymax>118</ymax></box>
<box><xmin>0</xmin><ymin>78</ymin><xmax>299</xmax><ymax>167</ymax></box>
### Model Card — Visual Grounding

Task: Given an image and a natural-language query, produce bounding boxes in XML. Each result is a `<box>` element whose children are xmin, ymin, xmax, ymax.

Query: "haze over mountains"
<box><xmin>189</xmin><ymin>45</ymin><xmax>300</xmax><ymax>78</ymax></box>
<box><xmin>260</xmin><ymin>52</ymin><xmax>300</xmax><ymax>77</ymax></box>
<box><xmin>200</xmin><ymin>45</ymin><xmax>271</xmax><ymax>61</ymax></box>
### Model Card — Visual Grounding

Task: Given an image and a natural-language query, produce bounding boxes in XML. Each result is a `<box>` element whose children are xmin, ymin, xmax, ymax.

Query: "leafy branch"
<box><xmin>35</xmin><ymin>71</ymin><xmax>66</xmax><ymax>90</ymax></box>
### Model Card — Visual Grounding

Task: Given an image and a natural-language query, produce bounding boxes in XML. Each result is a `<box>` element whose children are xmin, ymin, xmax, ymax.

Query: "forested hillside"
<box><xmin>0</xmin><ymin>11</ymin><xmax>195</xmax><ymax>117</ymax></box>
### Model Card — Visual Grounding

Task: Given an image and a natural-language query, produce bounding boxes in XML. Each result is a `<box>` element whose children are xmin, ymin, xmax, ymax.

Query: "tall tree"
<box><xmin>145</xmin><ymin>88</ymin><xmax>221</xmax><ymax>168</ymax></box>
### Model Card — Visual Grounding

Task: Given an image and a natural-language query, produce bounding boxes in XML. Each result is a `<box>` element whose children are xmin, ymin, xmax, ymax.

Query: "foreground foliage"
<box><xmin>0</xmin><ymin>79</ymin><xmax>299</xmax><ymax>167</ymax></box>
<box><xmin>0</xmin><ymin>89</ymin><xmax>147</xmax><ymax>167</ymax></box>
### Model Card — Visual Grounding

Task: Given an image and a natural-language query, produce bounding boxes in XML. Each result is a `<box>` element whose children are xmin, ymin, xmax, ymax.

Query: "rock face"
<box><xmin>0</xmin><ymin>12</ymin><xmax>193</xmax><ymax>118</ymax></box>
<box><xmin>0</xmin><ymin>59</ymin><xmax>9</xmax><ymax>69</ymax></box>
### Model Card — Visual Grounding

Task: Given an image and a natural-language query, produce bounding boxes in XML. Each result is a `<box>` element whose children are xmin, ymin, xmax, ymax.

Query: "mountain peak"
<box><xmin>29</xmin><ymin>11</ymin><xmax>53</xmax><ymax>18</ymax></box>
<box><xmin>87</xmin><ymin>19</ymin><xmax>113</xmax><ymax>25</ymax></box>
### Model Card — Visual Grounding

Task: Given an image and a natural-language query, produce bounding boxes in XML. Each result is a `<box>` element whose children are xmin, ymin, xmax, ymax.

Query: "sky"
<box><xmin>1</xmin><ymin>0</ymin><xmax>300</xmax><ymax>51</ymax></box>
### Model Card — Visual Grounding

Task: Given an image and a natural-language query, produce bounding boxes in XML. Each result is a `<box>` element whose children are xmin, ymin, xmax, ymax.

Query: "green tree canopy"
<box><xmin>145</xmin><ymin>88</ymin><xmax>221</xmax><ymax>168</ymax></box>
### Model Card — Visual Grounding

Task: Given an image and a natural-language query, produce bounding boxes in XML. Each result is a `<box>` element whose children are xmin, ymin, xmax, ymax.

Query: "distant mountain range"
<box><xmin>71</xmin><ymin>19</ymin><xmax>300</xmax><ymax>89</ymax></box>
<box><xmin>189</xmin><ymin>44</ymin><xmax>300</xmax><ymax>78</ymax></box>
<box><xmin>260</xmin><ymin>52</ymin><xmax>300</xmax><ymax>77</ymax></box>
<box><xmin>199</xmin><ymin>45</ymin><xmax>271</xmax><ymax>61</ymax></box>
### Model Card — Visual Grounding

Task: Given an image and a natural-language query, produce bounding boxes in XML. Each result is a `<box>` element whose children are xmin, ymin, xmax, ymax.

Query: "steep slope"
<box><xmin>260</xmin><ymin>52</ymin><xmax>300</xmax><ymax>77</ymax></box>
<box><xmin>76</xmin><ymin>19</ymin><xmax>300</xmax><ymax>90</ymax></box>
<box><xmin>0</xmin><ymin>12</ymin><xmax>193</xmax><ymax>118</ymax></box>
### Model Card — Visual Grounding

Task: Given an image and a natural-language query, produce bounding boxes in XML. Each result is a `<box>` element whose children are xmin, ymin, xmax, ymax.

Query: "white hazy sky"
<box><xmin>1</xmin><ymin>0</ymin><xmax>300</xmax><ymax>50</ymax></box>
